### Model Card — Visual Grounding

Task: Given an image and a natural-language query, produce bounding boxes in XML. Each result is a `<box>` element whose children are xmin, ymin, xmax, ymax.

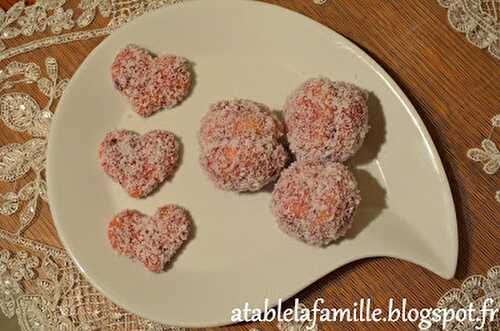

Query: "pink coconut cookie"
<box><xmin>198</xmin><ymin>99</ymin><xmax>284</xmax><ymax>149</ymax></box>
<box><xmin>98</xmin><ymin>129</ymin><xmax>179</xmax><ymax>198</ymax></box>
<box><xmin>198</xmin><ymin>99</ymin><xmax>288</xmax><ymax>192</ymax></box>
<box><xmin>284</xmin><ymin>77</ymin><xmax>369</xmax><ymax>162</ymax></box>
<box><xmin>108</xmin><ymin>205</ymin><xmax>191</xmax><ymax>272</ymax></box>
<box><xmin>111</xmin><ymin>45</ymin><xmax>192</xmax><ymax>117</ymax></box>
<box><xmin>200</xmin><ymin>138</ymin><xmax>288</xmax><ymax>192</ymax></box>
<box><xmin>271</xmin><ymin>161</ymin><xmax>361</xmax><ymax>246</ymax></box>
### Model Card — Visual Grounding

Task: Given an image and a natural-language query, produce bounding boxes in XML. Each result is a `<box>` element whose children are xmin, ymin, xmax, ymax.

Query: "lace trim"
<box><xmin>420</xmin><ymin>265</ymin><xmax>500</xmax><ymax>330</ymax></box>
<box><xmin>0</xmin><ymin>0</ymin><xmax>181</xmax><ymax>62</ymax></box>
<box><xmin>0</xmin><ymin>28</ymin><xmax>111</xmax><ymax>61</ymax></box>
<box><xmin>0</xmin><ymin>246</ymin><xmax>179</xmax><ymax>330</ymax></box>
<box><xmin>467</xmin><ymin>113</ymin><xmax>500</xmax><ymax>202</ymax></box>
<box><xmin>0</xmin><ymin>57</ymin><xmax>64</xmax><ymax>234</ymax></box>
<box><xmin>0</xmin><ymin>229</ymin><xmax>67</xmax><ymax>260</ymax></box>
<box><xmin>438</xmin><ymin>0</ymin><xmax>500</xmax><ymax>59</ymax></box>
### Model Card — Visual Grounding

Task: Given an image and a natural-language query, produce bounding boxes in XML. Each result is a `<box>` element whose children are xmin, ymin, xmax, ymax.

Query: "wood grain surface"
<box><xmin>0</xmin><ymin>0</ymin><xmax>498</xmax><ymax>330</ymax></box>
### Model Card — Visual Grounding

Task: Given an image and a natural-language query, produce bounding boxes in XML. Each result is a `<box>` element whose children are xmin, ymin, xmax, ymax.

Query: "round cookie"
<box><xmin>199</xmin><ymin>99</ymin><xmax>284</xmax><ymax>149</ymax></box>
<box><xmin>284</xmin><ymin>77</ymin><xmax>369</xmax><ymax>162</ymax></box>
<box><xmin>271</xmin><ymin>161</ymin><xmax>361</xmax><ymax>246</ymax></box>
<box><xmin>200</xmin><ymin>138</ymin><xmax>288</xmax><ymax>192</ymax></box>
<box><xmin>198</xmin><ymin>99</ymin><xmax>288</xmax><ymax>192</ymax></box>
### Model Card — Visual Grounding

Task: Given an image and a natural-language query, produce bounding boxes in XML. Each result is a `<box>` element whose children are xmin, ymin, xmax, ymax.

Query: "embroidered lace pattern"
<box><xmin>0</xmin><ymin>234</ymin><xmax>180</xmax><ymax>330</ymax></box>
<box><xmin>467</xmin><ymin>113</ymin><xmax>500</xmax><ymax>202</ymax></box>
<box><xmin>438</xmin><ymin>0</ymin><xmax>500</xmax><ymax>59</ymax></box>
<box><xmin>420</xmin><ymin>265</ymin><xmax>500</xmax><ymax>330</ymax></box>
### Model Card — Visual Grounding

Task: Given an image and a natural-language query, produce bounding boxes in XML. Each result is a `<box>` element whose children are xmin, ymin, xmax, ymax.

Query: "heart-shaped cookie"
<box><xmin>111</xmin><ymin>44</ymin><xmax>192</xmax><ymax>117</ymax></box>
<box><xmin>98</xmin><ymin>129</ymin><xmax>180</xmax><ymax>198</ymax></box>
<box><xmin>108</xmin><ymin>205</ymin><xmax>191</xmax><ymax>272</ymax></box>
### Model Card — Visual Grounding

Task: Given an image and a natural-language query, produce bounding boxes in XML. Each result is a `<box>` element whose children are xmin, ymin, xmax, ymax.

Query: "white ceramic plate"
<box><xmin>47</xmin><ymin>0</ymin><xmax>458</xmax><ymax>327</ymax></box>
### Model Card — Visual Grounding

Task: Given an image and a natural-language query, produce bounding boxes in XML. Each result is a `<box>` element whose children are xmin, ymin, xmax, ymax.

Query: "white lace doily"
<box><xmin>467</xmin><ymin>114</ymin><xmax>500</xmax><ymax>202</ymax></box>
<box><xmin>421</xmin><ymin>265</ymin><xmax>500</xmax><ymax>331</ymax></box>
<box><xmin>0</xmin><ymin>241</ymin><xmax>176</xmax><ymax>330</ymax></box>
<box><xmin>438</xmin><ymin>0</ymin><xmax>500</xmax><ymax>59</ymax></box>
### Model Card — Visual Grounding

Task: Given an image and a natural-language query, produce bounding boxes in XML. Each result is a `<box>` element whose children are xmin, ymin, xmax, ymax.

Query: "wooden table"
<box><xmin>0</xmin><ymin>0</ymin><xmax>498</xmax><ymax>330</ymax></box>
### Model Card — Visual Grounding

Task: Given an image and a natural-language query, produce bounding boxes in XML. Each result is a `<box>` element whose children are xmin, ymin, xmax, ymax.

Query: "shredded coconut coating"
<box><xmin>111</xmin><ymin>44</ymin><xmax>192</xmax><ymax>117</ymax></box>
<box><xmin>198</xmin><ymin>99</ymin><xmax>288</xmax><ymax>192</ymax></box>
<box><xmin>284</xmin><ymin>77</ymin><xmax>369</xmax><ymax>162</ymax></box>
<box><xmin>98</xmin><ymin>129</ymin><xmax>179</xmax><ymax>198</ymax></box>
<box><xmin>271</xmin><ymin>161</ymin><xmax>361</xmax><ymax>246</ymax></box>
<box><xmin>108</xmin><ymin>205</ymin><xmax>191</xmax><ymax>273</ymax></box>
<box><xmin>198</xmin><ymin>99</ymin><xmax>284</xmax><ymax>150</ymax></box>
<box><xmin>200</xmin><ymin>138</ymin><xmax>288</xmax><ymax>192</ymax></box>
